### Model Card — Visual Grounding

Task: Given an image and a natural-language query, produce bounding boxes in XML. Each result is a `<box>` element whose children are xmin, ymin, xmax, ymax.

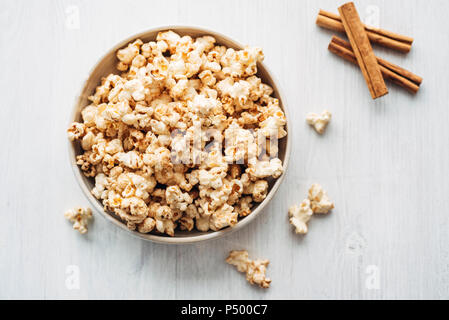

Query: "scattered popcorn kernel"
<box><xmin>226</xmin><ymin>250</ymin><xmax>271</xmax><ymax>289</ymax></box>
<box><xmin>288</xmin><ymin>184</ymin><xmax>334</xmax><ymax>235</ymax></box>
<box><xmin>68</xmin><ymin>31</ymin><xmax>287</xmax><ymax>236</ymax></box>
<box><xmin>308</xmin><ymin>184</ymin><xmax>334</xmax><ymax>214</ymax></box>
<box><xmin>64</xmin><ymin>207</ymin><xmax>93</xmax><ymax>234</ymax></box>
<box><xmin>67</xmin><ymin>122</ymin><xmax>85</xmax><ymax>141</ymax></box>
<box><xmin>246</xmin><ymin>259</ymin><xmax>271</xmax><ymax>289</ymax></box>
<box><xmin>306</xmin><ymin>110</ymin><xmax>332</xmax><ymax>134</ymax></box>
<box><xmin>288</xmin><ymin>199</ymin><xmax>313</xmax><ymax>234</ymax></box>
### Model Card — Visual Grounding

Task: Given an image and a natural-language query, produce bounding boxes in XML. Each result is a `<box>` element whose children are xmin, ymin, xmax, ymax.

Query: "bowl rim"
<box><xmin>68</xmin><ymin>25</ymin><xmax>291</xmax><ymax>244</ymax></box>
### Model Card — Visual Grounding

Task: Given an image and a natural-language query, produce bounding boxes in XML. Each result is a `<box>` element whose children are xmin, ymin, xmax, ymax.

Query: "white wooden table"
<box><xmin>1</xmin><ymin>0</ymin><xmax>448</xmax><ymax>299</ymax></box>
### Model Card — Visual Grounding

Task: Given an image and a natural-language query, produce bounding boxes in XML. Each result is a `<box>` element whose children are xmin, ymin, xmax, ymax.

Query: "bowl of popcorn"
<box><xmin>68</xmin><ymin>26</ymin><xmax>290</xmax><ymax>243</ymax></box>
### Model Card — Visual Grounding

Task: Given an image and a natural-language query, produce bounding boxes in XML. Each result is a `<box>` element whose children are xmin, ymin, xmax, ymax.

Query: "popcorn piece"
<box><xmin>259</xmin><ymin>115</ymin><xmax>287</xmax><ymax>139</ymax></box>
<box><xmin>308</xmin><ymin>184</ymin><xmax>334</xmax><ymax>214</ymax></box>
<box><xmin>288</xmin><ymin>184</ymin><xmax>334</xmax><ymax>235</ymax></box>
<box><xmin>189</xmin><ymin>94</ymin><xmax>220</xmax><ymax>115</ymax></box>
<box><xmin>246</xmin><ymin>180</ymin><xmax>268</xmax><ymax>202</ymax></box>
<box><xmin>150</xmin><ymin>56</ymin><xmax>169</xmax><ymax>80</ymax></box>
<box><xmin>221</xmin><ymin>47</ymin><xmax>264</xmax><ymax>78</ymax></box>
<box><xmin>116</xmin><ymin>151</ymin><xmax>143</xmax><ymax>169</ymax></box>
<box><xmin>117</xmin><ymin>39</ymin><xmax>143</xmax><ymax>70</ymax></box>
<box><xmin>91</xmin><ymin>173</ymin><xmax>109</xmax><ymax>199</ymax></box>
<box><xmin>224</xmin><ymin>122</ymin><xmax>257</xmax><ymax>163</ymax></box>
<box><xmin>125</xmin><ymin>78</ymin><xmax>146</xmax><ymax>101</ymax></box>
<box><xmin>306</xmin><ymin>110</ymin><xmax>332</xmax><ymax>134</ymax></box>
<box><xmin>120</xmin><ymin>197</ymin><xmax>149</xmax><ymax>222</ymax></box>
<box><xmin>198</xmin><ymin>70</ymin><xmax>216</xmax><ymax>87</ymax></box>
<box><xmin>235</xmin><ymin>196</ymin><xmax>253</xmax><ymax>217</ymax></box>
<box><xmin>166</xmin><ymin>185</ymin><xmax>192</xmax><ymax>212</ymax></box>
<box><xmin>156</xmin><ymin>30</ymin><xmax>181</xmax><ymax>53</ymax></box>
<box><xmin>246</xmin><ymin>158</ymin><xmax>283</xmax><ymax>180</ymax></box>
<box><xmin>226</xmin><ymin>250</ymin><xmax>271</xmax><ymax>289</ymax></box>
<box><xmin>246</xmin><ymin>259</ymin><xmax>271</xmax><ymax>289</ymax></box>
<box><xmin>288</xmin><ymin>199</ymin><xmax>313</xmax><ymax>234</ymax></box>
<box><xmin>195</xmin><ymin>215</ymin><xmax>210</xmax><ymax>232</ymax></box>
<box><xmin>155</xmin><ymin>218</ymin><xmax>176</xmax><ymax>236</ymax></box>
<box><xmin>81</xmin><ymin>105</ymin><xmax>97</xmax><ymax>126</ymax></box>
<box><xmin>81</xmin><ymin>131</ymin><xmax>96</xmax><ymax>150</ymax></box>
<box><xmin>64</xmin><ymin>207</ymin><xmax>93</xmax><ymax>234</ymax></box>
<box><xmin>226</xmin><ymin>250</ymin><xmax>249</xmax><ymax>272</ymax></box>
<box><xmin>137</xmin><ymin>217</ymin><xmax>156</xmax><ymax>233</ymax></box>
<box><xmin>209</xmin><ymin>204</ymin><xmax>238</xmax><ymax>231</ymax></box>
<box><xmin>198</xmin><ymin>167</ymin><xmax>227</xmax><ymax>189</ymax></box>
<box><xmin>67</xmin><ymin>122</ymin><xmax>85</xmax><ymax>141</ymax></box>
<box><xmin>178</xmin><ymin>216</ymin><xmax>194</xmax><ymax>231</ymax></box>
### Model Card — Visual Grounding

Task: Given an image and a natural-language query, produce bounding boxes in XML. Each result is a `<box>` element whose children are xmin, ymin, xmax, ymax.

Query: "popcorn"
<box><xmin>156</xmin><ymin>31</ymin><xmax>181</xmax><ymax>53</ymax></box>
<box><xmin>236</xmin><ymin>196</ymin><xmax>253</xmax><ymax>217</ymax></box>
<box><xmin>91</xmin><ymin>173</ymin><xmax>109</xmax><ymax>199</ymax></box>
<box><xmin>288</xmin><ymin>184</ymin><xmax>334</xmax><ymax>235</ymax></box>
<box><xmin>246</xmin><ymin>259</ymin><xmax>271</xmax><ymax>289</ymax></box>
<box><xmin>137</xmin><ymin>217</ymin><xmax>156</xmax><ymax>233</ymax></box>
<box><xmin>209</xmin><ymin>204</ymin><xmax>238</xmax><ymax>231</ymax></box>
<box><xmin>81</xmin><ymin>105</ymin><xmax>98</xmax><ymax>126</ymax></box>
<box><xmin>189</xmin><ymin>94</ymin><xmax>220</xmax><ymax>115</ymax></box>
<box><xmin>224</xmin><ymin>122</ymin><xmax>257</xmax><ymax>163</ymax></box>
<box><xmin>124</xmin><ymin>78</ymin><xmax>146</xmax><ymax>101</ymax></box>
<box><xmin>67</xmin><ymin>122</ymin><xmax>85</xmax><ymax>141</ymax></box>
<box><xmin>198</xmin><ymin>70</ymin><xmax>216</xmax><ymax>87</ymax></box>
<box><xmin>121</xmin><ymin>197</ymin><xmax>148</xmax><ymax>221</ymax></box>
<box><xmin>76</xmin><ymin>153</ymin><xmax>96</xmax><ymax>177</ymax></box>
<box><xmin>308</xmin><ymin>184</ymin><xmax>334</xmax><ymax>214</ymax></box>
<box><xmin>306</xmin><ymin>110</ymin><xmax>332</xmax><ymax>134</ymax></box>
<box><xmin>195</xmin><ymin>215</ymin><xmax>210</xmax><ymax>232</ymax></box>
<box><xmin>81</xmin><ymin>131</ymin><xmax>96</xmax><ymax>150</ymax></box>
<box><xmin>259</xmin><ymin>115</ymin><xmax>287</xmax><ymax>139</ymax></box>
<box><xmin>117</xmin><ymin>39</ymin><xmax>142</xmax><ymax>69</ymax></box>
<box><xmin>69</xmin><ymin>31</ymin><xmax>287</xmax><ymax>236</ymax></box>
<box><xmin>105</xmin><ymin>139</ymin><xmax>123</xmax><ymax>155</ymax></box>
<box><xmin>288</xmin><ymin>199</ymin><xmax>313</xmax><ymax>234</ymax></box>
<box><xmin>131</xmin><ymin>54</ymin><xmax>146</xmax><ymax>68</ymax></box>
<box><xmin>64</xmin><ymin>207</ymin><xmax>93</xmax><ymax>234</ymax></box>
<box><xmin>226</xmin><ymin>250</ymin><xmax>249</xmax><ymax>272</ymax></box>
<box><xmin>198</xmin><ymin>167</ymin><xmax>227</xmax><ymax>189</ymax></box>
<box><xmin>245</xmin><ymin>180</ymin><xmax>268</xmax><ymax>202</ymax></box>
<box><xmin>155</xmin><ymin>218</ymin><xmax>176</xmax><ymax>236</ymax></box>
<box><xmin>116</xmin><ymin>151</ymin><xmax>143</xmax><ymax>169</ymax></box>
<box><xmin>221</xmin><ymin>46</ymin><xmax>264</xmax><ymax>78</ymax></box>
<box><xmin>246</xmin><ymin>158</ymin><xmax>283</xmax><ymax>180</ymax></box>
<box><xmin>150</xmin><ymin>56</ymin><xmax>169</xmax><ymax>80</ymax></box>
<box><xmin>226</xmin><ymin>250</ymin><xmax>271</xmax><ymax>288</ymax></box>
<box><xmin>166</xmin><ymin>185</ymin><xmax>192</xmax><ymax>212</ymax></box>
<box><xmin>178</xmin><ymin>216</ymin><xmax>194</xmax><ymax>231</ymax></box>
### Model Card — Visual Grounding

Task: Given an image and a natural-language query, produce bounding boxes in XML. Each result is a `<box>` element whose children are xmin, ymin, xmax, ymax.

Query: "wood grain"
<box><xmin>0</xmin><ymin>0</ymin><xmax>448</xmax><ymax>300</ymax></box>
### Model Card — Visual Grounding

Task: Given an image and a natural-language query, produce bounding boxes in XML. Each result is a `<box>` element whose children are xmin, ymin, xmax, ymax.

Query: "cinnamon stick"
<box><xmin>338</xmin><ymin>2</ymin><xmax>388</xmax><ymax>99</ymax></box>
<box><xmin>317</xmin><ymin>9</ymin><xmax>413</xmax><ymax>53</ymax></box>
<box><xmin>331</xmin><ymin>36</ymin><xmax>422</xmax><ymax>85</ymax></box>
<box><xmin>329</xmin><ymin>36</ymin><xmax>421</xmax><ymax>93</ymax></box>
